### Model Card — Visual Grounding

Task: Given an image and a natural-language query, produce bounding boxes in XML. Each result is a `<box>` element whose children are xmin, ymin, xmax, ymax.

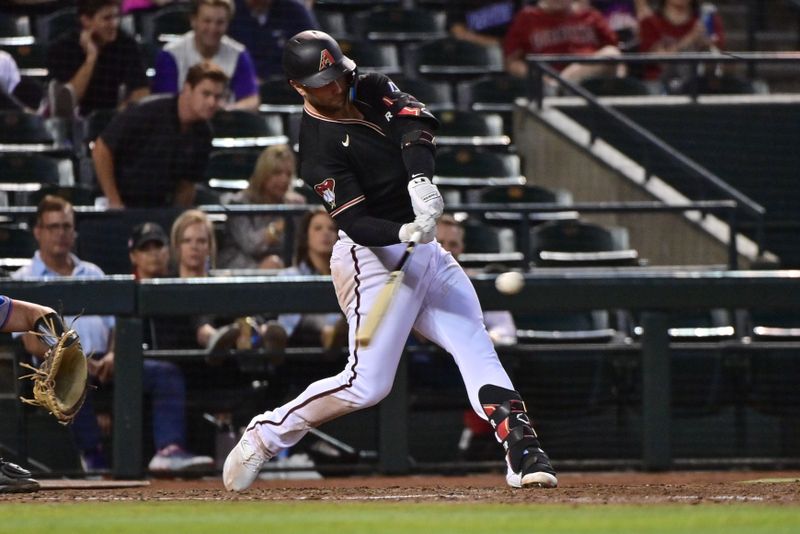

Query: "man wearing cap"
<box><xmin>129</xmin><ymin>222</ymin><xmax>171</xmax><ymax>280</ymax></box>
<box><xmin>223</xmin><ymin>31</ymin><xmax>558</xmax><ymax>492</ymax></box>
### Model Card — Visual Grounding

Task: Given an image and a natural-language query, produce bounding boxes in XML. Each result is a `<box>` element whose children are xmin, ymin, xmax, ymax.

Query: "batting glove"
<box><xmin>408</xmin><ymin>176</ymin><xmax>444</xmax><ymax>221</ymax></box>
<box><xmin>399</xmin><ymin>214</ymin><xmax>436</xmax><ymax>244</ymax></box>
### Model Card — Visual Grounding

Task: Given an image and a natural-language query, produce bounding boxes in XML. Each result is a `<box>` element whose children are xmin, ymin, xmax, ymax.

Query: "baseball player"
<box><xmin>223</xmin><ymin>30</ymin><xmax>557</xmax><ymax>490</ymax></box>
<box><xmin>0</xmin><ymin>295</ymin><xmax>69</xmax><ymax>493</ymax></box>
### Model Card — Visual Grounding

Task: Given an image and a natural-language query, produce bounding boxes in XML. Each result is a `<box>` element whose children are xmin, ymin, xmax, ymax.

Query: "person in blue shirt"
<box><xmin>13</xmin><ymin>195</ymin><xmax>213</xmax><ymax>473</ymax></box>
<box><xmin>227</xmin><ymin>0</ymin><xmax>319</xmax><ymax>82</ymax></box>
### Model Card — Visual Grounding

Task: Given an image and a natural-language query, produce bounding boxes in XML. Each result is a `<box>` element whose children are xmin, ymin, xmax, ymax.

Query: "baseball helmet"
<box><xmin>283</xmin><ymin>30</ymin><xmax>356</xmax><ymax>88</ymax></box>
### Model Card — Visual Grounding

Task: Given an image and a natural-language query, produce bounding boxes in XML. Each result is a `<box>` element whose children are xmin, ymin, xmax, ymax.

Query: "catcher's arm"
<box><xmin>19</xmin><ymin>311</ymin><xmax>89</xmax><ymax>425</ymax></box>
<box><xmin>2</xmin><ymin>299</ymin><xmax>56</xmax><ymax>336</ymax></box>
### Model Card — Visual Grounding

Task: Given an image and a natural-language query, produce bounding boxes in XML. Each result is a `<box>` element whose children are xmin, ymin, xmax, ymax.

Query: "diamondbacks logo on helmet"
<box><xmin>314</xmin><ymin>178</ymin><xmax>336</xmax><ymax>208</ymax></box>
<box><xmin>319</xmin><ymin>49</ymin><xmax>335</xmax><ymax>71</ymax></box>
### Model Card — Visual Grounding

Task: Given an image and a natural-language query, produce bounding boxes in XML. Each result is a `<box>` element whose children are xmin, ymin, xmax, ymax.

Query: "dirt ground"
<box><xmin>6</xmin><ymin>471</ymin><xmax>800</xmax><ymax>504</ymax></box>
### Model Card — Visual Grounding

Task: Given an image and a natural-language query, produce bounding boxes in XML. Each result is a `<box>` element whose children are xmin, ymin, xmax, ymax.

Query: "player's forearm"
<box><xmin>3</xmin><ymin>299</ymin><xmax>55</xmax><ymax>334</ymax></box>
<box><xmin>92</xmin><ymin>139</ymin><xmax>123</xmax><ymax>207</ymax></box>
<box><xmin>335</xmin><ymin>212</ymin><xmax>403</xmax><ymax>246</ymax></box>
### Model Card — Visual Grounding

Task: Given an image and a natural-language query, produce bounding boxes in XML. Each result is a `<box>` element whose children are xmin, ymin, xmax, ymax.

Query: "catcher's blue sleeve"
<box><xmin>0</xmin><ymin>295</ymin><xmax>11</xmax><ymax>331</ymax></box>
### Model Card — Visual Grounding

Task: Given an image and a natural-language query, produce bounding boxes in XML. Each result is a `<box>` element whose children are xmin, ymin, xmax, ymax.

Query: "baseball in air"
<box><xmin>495</xmin><ymin>271</ymin><xmax>525</xmax><ymax>295</ymax></box>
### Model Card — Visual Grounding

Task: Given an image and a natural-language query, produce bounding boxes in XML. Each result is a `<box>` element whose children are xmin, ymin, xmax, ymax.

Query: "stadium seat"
<box><xmin>434</xmin><ymin>110</ymin><xmax>510</xmax><ymax>149</ymax></box>
<box><xmin>478</xmin><ymin>184</ymin><xmax>577</xmax><ymax>225</ymax></box>
<box><xmin>210</xmin><ymin>111</ymin><xmax>287</xmax><ymax>148</ymax></box>
<box><xmin>34</xmin><ymin>6</ymin><xmax>77</xmax><ymax>43</ymax></box>
<box><xmin>515</xmin><ymin>309</ymin><xmax>618</xmax><ymax>344</ymax></box>
<box><xmin>0</xmin><ymin>13</ymin><xmax>31</xmax><ymax>42</ymax></box>
<box><xmin>457</xmin><ymin>76</ymin><xmax>529</xmax><ymax>113</ymax></box>
<box><xmin>0</xmin><ymin>43</ymin><xmax>47</xmax><ymax>78</ymax></box>
<box><xmin>138</xmin><ymin>4</ymin><xmax>191</xmax><ymax>44</ymax></box>
<box><xmin>433</xmin><ymin>148</ymin><xmax>522</xmax><ymax>204</ymax></box>
<box><xmin>315</xmin><ymin>10</ymin><xmax>349</xmax><ymax>40</ymax></box>
<box><xmin>205</xmin><ymin>149</ymin><xmax>261</xmax><ymax>190</ymax></box>
<box><xmin>580</xmin><ymin>76</ymin><xmax>651</xmax><ymax>97</ymax></box>
<box><xmin>670</xmin><ymin>74</ymin><xmax>758</xmax><ymax>96</ymax></box>
<box><xmin>391</xmin><ymin>76</ymin><xmax>454</xmax><ymax>112</ymax></box>
<box><xmin>0</xmin><ymin>225</ymin><xmax>37</xmax><ymax>260</ymax></box>
<box><xmin>29</xmin><ymin>184</ymin><xmax>95</xmax><ymax>206</ymax></box>
<box><xmin>258</xmin><ymin>79</ymin><xmax>303</xmax><ymax>112</ymax></box>
<box><xmin>748</xmin><ymin>309</ymin><xmax>800</xmax><ymax>340</ymax></box>
<box><xmin>0</xmin><ymin>111</ymin><xmax>55</xmax><ymax>145</ymax></box>
<box><xmin>338</xmin><ymin>40</ymin><xmax>401</xmax><ymax>75</ymax></box>
<box><xmin>0</xmin><ymin>153</ymin><xmax>65</xmax><ymax>185</ymax></box>
<box><xmin>530</xmin><ymin>220</ymin><xmax>641</xmax><ymax>267</ymax></box>
<box><xmin>406</xmin><ymin>38</ymin><xmax>504</xmax><ymax>81</ymax></box>
<box><xmin>641</xmin><ymin>310</ymin><xmax>735</xmax><ymax>341</ymax></box>
<box><xmin>462</xmin><ymin>217</ymin><xmax>501</xmax><ymax>254</ymax></box>
<box><xmin>349</xmin><ymin>7</ymin><xmax>447</xmax><ymax>42</ymax></box>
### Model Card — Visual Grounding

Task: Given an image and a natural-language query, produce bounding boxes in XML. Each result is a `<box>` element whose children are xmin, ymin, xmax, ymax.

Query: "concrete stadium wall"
<box><xmin>513</xmin><ymin>102</ymin><xmax>754</xmax><ymax>268</ymax></box>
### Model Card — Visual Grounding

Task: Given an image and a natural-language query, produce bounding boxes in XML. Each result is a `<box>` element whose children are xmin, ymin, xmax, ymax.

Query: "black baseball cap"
<box><xmin>128</xmin><ymin>222</ymin><xmax>168</xmax><ymax>251</ymax></box>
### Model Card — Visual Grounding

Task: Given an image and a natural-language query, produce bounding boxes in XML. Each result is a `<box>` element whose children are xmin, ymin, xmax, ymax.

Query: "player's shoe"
<box><xmin>223</xmin><ymin>427</ymin><xmax>269</xmax><ymax>491</ymax></box>
<box><xmin>0</xmin><ymin>459</ymin><xmax>40</xmax><ymax>493</ymax></box>
<box><xmin>505</xmin><ymin>446</ymin><xmax>558</xmax><ymax>489</ymax></box>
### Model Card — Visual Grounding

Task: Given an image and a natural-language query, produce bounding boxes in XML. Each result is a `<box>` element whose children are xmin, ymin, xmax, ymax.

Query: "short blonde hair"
<box><xmin>247</xmin><ymin>144</ymin><xmax>297</xmax><ymax>203</ymax></box>
<box><xmin>170</xmin><ymin>209</ymin><xmax>217</xmax><ymax>272</ymax></box>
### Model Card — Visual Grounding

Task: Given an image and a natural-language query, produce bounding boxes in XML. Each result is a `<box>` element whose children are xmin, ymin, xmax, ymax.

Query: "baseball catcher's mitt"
<box><xmin>19</xmin><ymin>313</ymin><xmax>88</xmax><ymax>425</ymax></box>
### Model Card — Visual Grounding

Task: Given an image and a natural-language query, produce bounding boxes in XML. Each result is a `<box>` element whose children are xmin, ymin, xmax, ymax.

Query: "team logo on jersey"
<box><xmin>314</xmin><ymin>178</ymin><xmax>336</xmax><ymax>208</ymax></box>
<box><xmin>319</xmin><ymin>49</ymin><xmax>335</xmax><ymax>71</ymax></box>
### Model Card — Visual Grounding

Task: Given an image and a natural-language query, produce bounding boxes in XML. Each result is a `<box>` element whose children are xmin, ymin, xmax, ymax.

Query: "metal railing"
<box><xmin>523</xmin><ymin>52</ymin><xmax>791</xmax><ymax>256</ymax></box>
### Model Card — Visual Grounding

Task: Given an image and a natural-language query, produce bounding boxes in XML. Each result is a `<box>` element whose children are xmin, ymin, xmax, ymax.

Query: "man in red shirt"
<box><xmin>504</xmin><ymin>0</ymin><xmax>621</xmax><ymax>84</ymax></box>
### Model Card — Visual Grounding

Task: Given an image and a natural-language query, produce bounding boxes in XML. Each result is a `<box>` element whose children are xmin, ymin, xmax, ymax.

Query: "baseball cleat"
<box><xmin>505</xmin><ymin>447</ymin><xmax>558</xmax><ymax>489</ymax></box>
<box><xmin>0</xmin><ymin>459</ymin><xmax>40</xmax><ymax>493</ymax></box>
<box><xmin>223</xmin><ymin>428</ymin><xmax>269</xmax><ymax>492</ymax></box>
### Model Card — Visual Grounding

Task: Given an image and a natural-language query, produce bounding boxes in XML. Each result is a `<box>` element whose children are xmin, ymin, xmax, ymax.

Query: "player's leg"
<box><xmin>0</xmin><ymin>458</ymin><xmax>39</xmax><ymax>493</ymax></box>
<box><xmin>223</xmin><ymin>241</ymin><xmax>436</xmax><ymax>491</ymax></box>
<box><xmin>412</xmin><ymin>249</ymin><xmax>557</xmax><ymax>488</ymax></box>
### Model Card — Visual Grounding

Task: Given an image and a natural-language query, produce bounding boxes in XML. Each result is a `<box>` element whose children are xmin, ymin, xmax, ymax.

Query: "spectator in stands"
<box><xmin>0</xmin><ymin>51</ymin><xmax>25</xmax><ymax>110</ymax></box>
<box><xmin>152</xmin><ymin>0</ymin><xmax>260</xmax><ymax>111</ymax></box>
<box><xmin>575</xmin><ymin>0</ymin><xmax>653</xmax><ymax>51</ymax></box>
<box><xmin>218</xmin><ymin>144</ymin><xmax>306</xmax><ymax>270</ymax></box>
<box><xmin>12</xmin><ymin>197</ymin><xmax>213</xmax><ymax>473</ymax></box>
<box><xmin>276</xmin><ymin>207</ymin><xmax>346</xmax><ymax>351</ymax></box>
<box><xmin>638</xmin><ymin>0</ymin><xmax>725</xmax><ymax>86</ymax></box>
<box><xmin>227</xmin><ymin>0</ymin><xmax>319</xmax><ymax>82</ymax></box>
<box><xmin>46</xmin><ymin>0</ymin><xmax>150</xmax><ymax>117</ymax></box>
<box><xmin>503</xmin><ymin>0</ymin><xmax>621</xmax><ymax>85</ymax></box>
<box><xmin>92</xmin><ymin>62</ymin><xmax>227</xmax><ymax>208</ymax></box>
<box><xmin>447</xmin><ymin>0</ymin><xmax>526</xmax><ymax>48</ymax></box>
<box><xmin>169</xmin><ymin>209</ymin><xmax>256</xmax><ymax>392</ymax></box>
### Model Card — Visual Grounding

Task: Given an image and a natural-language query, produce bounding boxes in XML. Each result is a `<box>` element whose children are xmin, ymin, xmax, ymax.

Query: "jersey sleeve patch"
<box><xmin>314</xmin><ymin>178</ymin><xmax>337</xmax><ymax>209</ymax></box>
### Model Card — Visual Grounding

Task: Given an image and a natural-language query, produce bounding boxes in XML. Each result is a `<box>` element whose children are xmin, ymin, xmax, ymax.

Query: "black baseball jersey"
<box><xmin>299</xmin><ymin>73</ymin><xmax>438</xmax><ymax>243</ymax></box>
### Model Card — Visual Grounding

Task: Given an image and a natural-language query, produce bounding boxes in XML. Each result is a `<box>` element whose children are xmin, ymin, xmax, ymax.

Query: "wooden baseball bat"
<box><xmin>355</xmin><ymin>230</ymin><xmax>423</xmax><ymax>347</ymax></box>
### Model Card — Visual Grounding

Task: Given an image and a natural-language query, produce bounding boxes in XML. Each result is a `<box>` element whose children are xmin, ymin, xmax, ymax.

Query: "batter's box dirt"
<box><xmin>5</xmin><ymin>472</ymin><xmax>800</xmax><ymax>504</ymax></box>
